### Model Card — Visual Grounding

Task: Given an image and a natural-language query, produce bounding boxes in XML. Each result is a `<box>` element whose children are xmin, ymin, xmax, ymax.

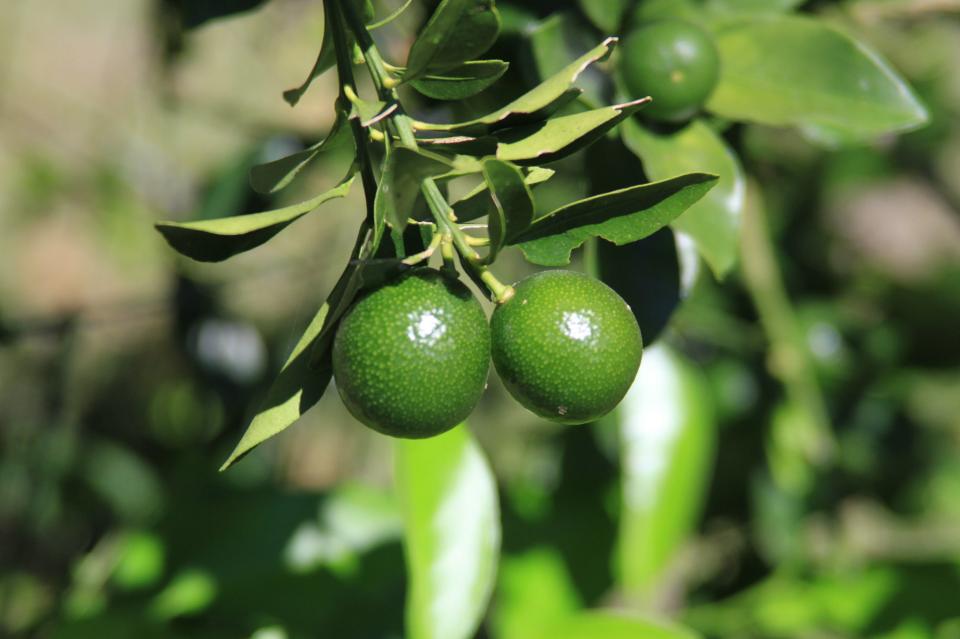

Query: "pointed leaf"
<box><xmin>495</xmin><ymin>98</ymin><xmax>649</xmax><ymax>165</ymax></box>
<box><xmin>482</xmin><ymin>159</ymin><xmax>533</xmax><ymax>262</ymax></box>
<box><xmin>454</xmin><ymin>167</ymin><xmax>554</xmax><ymax>222</ymax></box>
<box><xmin>410</xmin><ymin>60</ymin><xmax>509</xmax><ymax>100</ymax></box>
<box><xmin>375</xmin><ymin>146</ymin><xmax>453</xmax><ymax>234</ymax></box>
<box><xmin>403</xmin><ymin>0</ymin><xmax>501</xmax><ymax>83</ymax></box>
<box><xmin>512</xmin><ymin>173</ymin><xmax>718</xmax><ymax>266</ymax></box>
<box><xmin>621</xmin><ymin>118</ymin><xmax>745</xmax><ymax>278</ymax></box>
<box><xmin>416</xmin><ymin>38</ymin><xmax>618</xmax><ymax>134</ymax></box>
<box><xmin>156</xmin><ymin>177</ymin><xmax>355</xmax><ymax>262</ymax></box>
<box><xmin>396</xmin><ymin>425</ymin><xmax>500</xmax><ymax>639</ymax></box>
<box><xmin>249</xmin><ymin>113</ymin><xmax>353</xmax><ymax>194</ymax></box>
<box><xmin>578</xmin><ymin>0</ymin><xmax>630</xmax><ymax>33</ymax></box>
<box><xmin>707</xmin><ymin>16</ymin><xmax>928</xmax><ymax>139</ymax></box>
<box><xmin>283</xmin><ymin>9</ymin><xmax>338</xmax><ymax>107</ymax></box>
<box><xmin>615</xmin><ymin>345</ymin><xmax>716</xmax><ymax>594</ymax></box>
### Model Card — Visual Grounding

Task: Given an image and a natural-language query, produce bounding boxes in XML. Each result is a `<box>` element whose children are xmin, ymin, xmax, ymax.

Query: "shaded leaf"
<box><xmin>453</xmin><ymin>166</ymin><xmax>554</xmax><ymax>222</ymax></box>
<box><xmin>404</xmin><ymin>0</ymin><xmax>501</xmax><ymax>82</ymax></box>
<box><xmin>410</xmin><ymin>60</ymin><xmax>509</xmax><ymax>100</ymax></box>
<box><xmin>375</xmin><ymin>146</ymin><xmax>453</xmax><ymax>235</ymax></box>
<box><xmin>416</xmin><ymin>37</ymin><xmax>618</xmax><ymax>134</ymax></box>
<box><xmin>578</xmin><ymin>0</ymin><xmax>631</xmax><ymax>35</ymax></box>
<box><xmin>156</xmin><ymin>176</ymin><xmax>355</xmax><ymax>262</ymax></box>
<box><xmin>512</xmin><ymin>173</ymin><xmax>718</xmax><ymax>266</ymax></box>
<box><xmin>369</xmin><ymin>0</ymin><xmax>414</xmax><ymax>29</ymax></box>
<box><xmin>283</xmin><ymin>9</ymin><xmax>338</xmax><ymax>107</ymax></box>
<box><xmin>621</xmin><ymin>118</ymin><xmax>744</xmax><ymax>278</ymax></box>
<box><xmin>707</xmin><ymin>16</ymin><xmax>928</xmax><ymax>139</ymax></box>
<box><xmin>482</xmin><ymin>159</ymin><xmax>533</xmax><ymax>262</ymax></box>
<box><xmin>615</xmin><ymin>344</ymin><xmax>716</xmax><ymax>594</ymax></box>
<box><xmin>249</xmin><ymin>112</ymin><xmax>353</xmax><ymax>194</ymax></box>
<box><xmin>495</xmin><ymin>98</ymin><xmax>649</xmax><ymax>165</ymax></box>
<box><xmin>395</xmin><ymin>425</ymin><xmax>500</xmax><ymax>639</ymax></box>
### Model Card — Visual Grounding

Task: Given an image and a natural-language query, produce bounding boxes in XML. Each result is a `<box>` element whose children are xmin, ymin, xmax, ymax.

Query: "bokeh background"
<box><xmin>2</xmin><ymin>0</ymin><xmax>960</xmax><ymax>637</ymax></box>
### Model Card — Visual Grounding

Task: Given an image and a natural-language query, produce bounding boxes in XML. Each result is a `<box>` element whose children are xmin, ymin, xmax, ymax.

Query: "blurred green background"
<box><xmin>2</xmin><ymin>0</ymin><xmax>960</xmax><ymax>637</ymax></box>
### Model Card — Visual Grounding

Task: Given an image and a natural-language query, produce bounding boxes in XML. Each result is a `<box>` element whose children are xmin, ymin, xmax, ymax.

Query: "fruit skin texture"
<box><xmin>619</xmin><ymin>19</ymin><xmax>720</xmax><ymax>122</ymax></box>
<box><xmin>491</xmin><ymin>270</ymin><xmax>643</xmax><ymax>424</ymax></box>
<box><xmin>332</xmin><ymin>269</ymin><xmax>490</xmax><ymax>438</ymax></box>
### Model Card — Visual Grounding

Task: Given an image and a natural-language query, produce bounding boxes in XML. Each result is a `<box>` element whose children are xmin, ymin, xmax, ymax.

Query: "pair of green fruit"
<box><xmin>332</xmin><ymin>269</ymin><xmax>643</xmax><ymax>438</ymax></box>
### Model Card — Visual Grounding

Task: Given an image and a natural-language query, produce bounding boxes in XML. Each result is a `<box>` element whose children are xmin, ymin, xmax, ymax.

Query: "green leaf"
<box><xmin>410</xmin><ymin>60</ymin><xmax>509</xmax><ymax>100</ymax></box>
<box><xmin>395</xmin><ymin>425</ymin><xmax>500</xmax><ymax>639</ymax></box>
<box><xmin>403</xmin><ymin>0</ymin><xmax>501</xmax><ymax>83</ymax></box>
<box><xmin>155</xmin><ymin>176</ymin><xmax>355</xmax><ymax>262</ymax></box>
<box><xmin>707</xmin><ymin>16</ymin><xmax>928</xmax><ymax>139</ymax></box>
<box><xmin>495</xmin><ymin>99</ymin><xmax>648</xmax><ymax>165</ymax></box>
<box><xmin>219</xmin><ymin>298</ymin><xmax>335</xmax><ymax>470</ymax></box>
<box><xmin>416</xmin><ymin>37</ymin><xmax>618</xmax><ymax>134</ymax></box>
<box><xmin>283</xmin><ymin>9</ymin><xmax>338</xmax><ymax>107</ymax></box>
<box><xmin>249</xmin><ymin>112</ymin><xmax>353</xmax><ymax>194</ymax></box>
<box><xmin>536</xmin><ymin>612</ymin><xmax>701</xmax><ymax>639</ymax></box>
<box><xmin>368</xmin><ymin>0</ymin><xmax>414</xmax><ymax>29</ymax></box>
<box><xmin>375</xmin><ymin>146</ymin><xmax>453</xmax><ymax>236</ymax></box>
<box><xmin>615</xmin><ymin>344</ymin><xmax>716</xmax><ymax>594</ymax></box>
<box><xmin>621</xmin><ymin>118</ymin><xmax>744</xmax><ymax>278</ymax></box>
<box><xmin>453</xmin><ymin>166</ymin><xmax>554</xmax><ymax>222</ymax></box>
<box><xmin>578</xmin><ymin>0</ymin><xmax>630</xmax><ymax>34</ymax></box>
<box><xmin>482</xmin><ymin>159</ymin><xmax>534</xmax><ymax>262</ymax></box>
<box><xmin>512</xmin><ymin>173</ymin><xmax>718</xmax><ymax>266</ymax></box>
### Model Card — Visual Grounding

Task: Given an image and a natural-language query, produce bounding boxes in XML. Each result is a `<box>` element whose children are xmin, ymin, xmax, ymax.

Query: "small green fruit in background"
<box><xmin>619</xmin><ymin>19</ymin><xmax>720</xmax><ymax>122</ymax></box>
<box><xmin>490</xmin><ymin>270</ymin><xmax>643</xmax><ymax>424</ymax></box>
<box><xmin>332</xmin><ymin>269</ymin><xmax>490</xmax><ymax>438</ymax></box>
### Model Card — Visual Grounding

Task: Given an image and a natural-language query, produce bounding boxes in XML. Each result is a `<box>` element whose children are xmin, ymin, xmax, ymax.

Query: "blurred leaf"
<box><xmin>155</xmin><ymin>176</ymin><xmax>355</xmax><ymax>262</ymax></box>
<box><xmin>536</xmin><ymin>612</ymin><xmax>701</xmax><ymax>639</ymax></box>
<box><xmin>112</xmin><ymin>532</ymin><xmax>165</xmax><ymax>591</ymax></box>
<box><xmin>403</xmin><ymin>0</ymin><xmax>501</xmax><ymax>82</ymax></box>
<box><xmin>369</xmin><ymin>0</ymin><xmax>414</xmax><ymax>29</ymax></box>
<box><xmin>149</xmin><ymin>569</ymin><xmax>217</xmax><ymax>620</ymax></box>
<box><xmin>417</xmin><ymin>38</ymin><xmax>618</xmax><ymax>134</ymax></box>
<box><xmin>496</xmin><ymin>99</ymin><xmax>649</xmax><ymax>165</ymax></box>
<box><xmin>249</xmin><ymin>112</ymin><xmax>353</xmax><ymax>194</ymax></box>
<box><xmin>482</xmin><ymin>159</ymin><xmax>534</xmax><ymax>262</ymax></box>
<box><xmin>578</xmin><ymin>0</ymin><xmax>630</xmax><ymax>34</ymax></box>
<box><xmin>83</xmin><ymin>442</ymin><xmax>164</xmax><ymax>524</ymax></box>
<box><xmin>512</xmin><ymin>173</ymin><xmax>718</xmax><ymax>266</ymax></box>
<box><xmin>621</xmin><ymin>118</ymin><xmax>744</xmax><ymax>278</ymax></box>
<box><xmin>395</xmin><ymin>425</ymin><xmax>500</xmax><ymax>639</ymax></box>
<box><xmin>454</xmin><ymin>166</ymin><xmax>554</xmax><ymax>222</ymax></box>
<box><xmin>410</xmin><ymin>60</ymin><xmax>509</xmax><ymax>100</ymax></box>
<box><xmin>615</xmin><ymin>345</ymin><xmax>716</xmax><ymax>594</ymax></box>
<box><xmin>707</xmin><ymin>16</ymin><xmax>928</xmax><ymax>139</ymax></box>
<box><xmin>375</xmin><ymin>146</ymin><xmax>452</xmax><ymax>235</ymax></box>
<box><xmin>493</xmin><ymin>549</ymin><xmax>581</xmax><ymax>639</ymax></box>
<box><xmin>177</xmin><ymin>0</ymin><xmax>269</xmax><ymax>29</ymax></box>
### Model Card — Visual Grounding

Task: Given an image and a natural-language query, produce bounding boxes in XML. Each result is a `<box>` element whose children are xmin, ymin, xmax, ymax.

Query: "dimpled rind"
<box><xmin>491</xmin><ymin>270</ymin><xmax>643</xmax><ymax>424</ymax></box>
<box><xmin>620</xmin><ymin>20</ymin><xmax>720</xmax><ymax>122</ymax></box>
<box><xmin>332</xmin><ymin>269</ymin><xmax>490</xmax><ymax>438</ymax></box>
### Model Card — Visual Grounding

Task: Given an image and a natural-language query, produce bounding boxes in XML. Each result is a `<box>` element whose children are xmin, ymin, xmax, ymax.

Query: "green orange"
<box><xmin>620</xmin><ymin>19</ymin><xmax>720</xmax><ymax>122</ymax></box>
<box><xmin>332</xmin><ymin>269</ymin><xmax>490</xmax><ymax>438</ymax></box>
<box><xmin>491</xmin><ymin>270</ymin><xmax>643</xmax><ymax>424</ymax></box>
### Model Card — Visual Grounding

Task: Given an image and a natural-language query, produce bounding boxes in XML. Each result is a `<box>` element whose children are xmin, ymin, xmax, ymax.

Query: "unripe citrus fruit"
<box><xmin>620</xmin><ymin>19</ymin><xmax>720</xmax><ymax>122</ymax></box>
<box><xmin>490</xmin><ymin>270</ymin><xmax>643</xmax><ymax>424</ymax></box>
<box><xmin>332</xmin><ymin>269</ymin><xmax>490</xmax><ymax>438</ymax></box>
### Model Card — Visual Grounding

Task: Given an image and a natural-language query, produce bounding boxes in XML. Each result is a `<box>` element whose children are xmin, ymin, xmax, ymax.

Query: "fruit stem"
<box><xmin>401</xmin><ymin>229</ymin><xmax>443</xmax><ymax>266</ymax></box>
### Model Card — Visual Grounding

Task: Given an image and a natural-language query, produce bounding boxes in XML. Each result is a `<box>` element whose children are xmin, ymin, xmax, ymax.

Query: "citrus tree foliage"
<box><xmin>151</xmin><ymin>1</ymin><xmax>926</xmax><ymax>638</ymax></box>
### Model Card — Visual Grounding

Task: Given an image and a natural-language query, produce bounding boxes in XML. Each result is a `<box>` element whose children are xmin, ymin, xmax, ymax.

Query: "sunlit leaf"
<box><xmin>707</xmin><ymin>16</ymin><xmax>928</xmax><ymax>139</ymax></box>
<box><xmin>396</xmin><ymin>425</ymin><xmax>500</xmax><ymax>639</ymax></box>
<box><xmin>249</xmin><ymin>112</ymin><xmax>353</xmax><ymax>194</ymax></box>
<box><xmin>512</xmin><ymin>173</ymin><xmax>718</xmax><ymax>266</ymax></box>
<box><xmin>496</xmin><ymin>99</ymin><xmax>649</xmax><ymax>165</ymax></box>
<box><xmin>615</xmin><ymin>345</ymin><xmax>716</xmax><ymax>595</ymax></box>
<box><xmin>403</xmin><ymin>0</ymin><xmax>501</xmax><ymax>83</ymax></box>
<box><xmin>155</xmin><ymin>177</ymin><xmax>354</xmax><ymax>262</ymax></box>
<box><xmin>410</xmin><ymin>60</ymin><xmax>509</xmax><ymax>100</ymax></box>
<box><xmin>482</xmin><ymin>159</ymin><xmax>533</xmax><ymax>262</ymax></box>
<box><xmin>416</xmin><ymin>38</ymin><xmax>618</xmax><ymax>134</ymax></box>
<box><xmin>536</xmin><ymin>612</ymin><xmax>701</xmax><ymax>639</ymax></box>
<box><xmin>621</xmin><ymin>118</ymin><xmax>744</xmax><ymax>278</ymax></box>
